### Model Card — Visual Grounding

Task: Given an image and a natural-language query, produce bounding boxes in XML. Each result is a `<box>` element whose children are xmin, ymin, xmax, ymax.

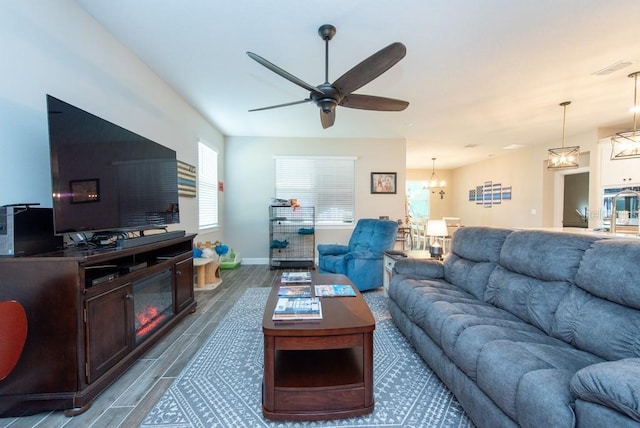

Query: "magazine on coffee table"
<box><xmin>272</xmin><ymin>297</ymin><xmax>322</xmax><ymax>320</ymax></box>
<box><xmin>281</xmin><ymin>271</ymin><xmax>312</xmax><ymax>283</ymax></box>
<box><xmin>314</xmin><ymin>284</ymin><xmax>356</xmax><ymax>297</ymax></box>
<box><xmin>278</xmin><ymin>285</ymin><xmax>312</xmax><ymax>298</ymax></box>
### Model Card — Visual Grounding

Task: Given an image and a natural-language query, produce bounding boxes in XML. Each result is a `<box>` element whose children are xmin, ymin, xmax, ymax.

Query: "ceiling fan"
<box><xmin>247</xmin><ymin>24</ymin><xmax>409</xmax><ymax>129</ymax></box>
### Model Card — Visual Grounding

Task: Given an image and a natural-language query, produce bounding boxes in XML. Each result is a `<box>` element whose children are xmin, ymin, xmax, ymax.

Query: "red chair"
<box><xmin>0</xmin><ymin>300</ymin><xmax>28</xmax><ymax>381</ymax></box>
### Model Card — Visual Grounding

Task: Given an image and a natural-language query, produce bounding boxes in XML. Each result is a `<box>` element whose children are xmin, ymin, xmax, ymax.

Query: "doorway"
<box><xmin>562</xmin><ymin>172</ymin><xmax>589</xmax><ymax>228</ymax></box>
<box><xmin>406</xmin><ymin>181</ymin><xmax>430</xmax><ymax>220</ymax></box>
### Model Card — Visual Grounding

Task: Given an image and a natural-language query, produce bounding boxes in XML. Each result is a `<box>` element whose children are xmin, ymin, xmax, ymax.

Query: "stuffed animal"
<box><xmin>196</xmin><ymin>240</ymin><xmax>229</xmax><ymax>258</ymax></box>
<box><xmin>201</xmin><ymin>247</ymin><xmax>215</xmax><ymax>258</ymax></box>
<box><xmin>215</xmin><ymin>244</ymin><xmax>229</xmax><ymax>256</ymax></box>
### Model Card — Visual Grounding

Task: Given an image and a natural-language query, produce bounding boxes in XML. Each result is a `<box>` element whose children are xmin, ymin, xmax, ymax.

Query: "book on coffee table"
<box><xmin>281</xmin><ymin>271</ymin><xmax>312</xmax><ymax>283</ymax></box>
<box><xmin>314</xmin><ymin>284</ymin><xmax>356</xmax><ymax>297</ymax></box>
<box><xmin>278</xmin><ymin>285</ymin><xmax>312</xmax><ymax>298</ymax></box>
<box><xmin>272</xmin><ymin>297</ymin><xmax>322</xmax><ymax>320</ymax></box>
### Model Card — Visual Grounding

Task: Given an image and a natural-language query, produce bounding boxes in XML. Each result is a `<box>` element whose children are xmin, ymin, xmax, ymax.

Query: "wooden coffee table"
<box><xmin>262</xmin><ymin>273</ymin><xmax>375</xmax><ymax>421</ymax></box>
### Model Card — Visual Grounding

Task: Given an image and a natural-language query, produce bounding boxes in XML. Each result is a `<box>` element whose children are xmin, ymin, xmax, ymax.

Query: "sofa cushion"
<box><xmin>485</xmin><ymin>265</ymin><xmax>571</xmax><ymax>335</ymax></box>
<box><xmin>422</xmin><ymin>299</ymin><xmax>523</xmax><ymax>351</ymax></box>
<box><xmin>482</xmin><ymin>230</ymin><xmax>597</xmax><ymax>335</ymax></box>
<box><xmin>575</xmin><ymin>239</ymin><xmax>640</xmax><ymax>310</ymax></box>
<box><xmin>420</xmin><ymin>227</ymin><xmax>509</xmax><ymax>300</ymax></box>
<box><xmin>388</xmin><ymin>278</ymin><xmax>480</xmax><ymax>339</ymax></box>
<box><xmin>476</xmin><ymin>340</ymin><xmax>602</xmax><ymax>426</ymax></box>
<box><xmin>571</xmin><ymin>359</ymin><xmax>640</xmax><ymax>422</ymax></box>
<box><xmin>449</xmin><ymin>226</ymin><xmax>512</xmax><ymax>263</ymax></box>
<box><xmin>499</xmin><ymin>230</ymin><xmax>597</xmax><ymax>282</ymax></box>
<box><xmin>444</xmin><ymin>254</ymin><xmax>499</xmax><ymax>300</ymax></box>
<box><xmin>444</xmin><ymin>322</ymin><xmax>569</xmax><ymax>381</ymax></box>
<box><xmin>551</xmin><ymin>286</ymin><xmax>640</xmax><ymax>361</ymax></box>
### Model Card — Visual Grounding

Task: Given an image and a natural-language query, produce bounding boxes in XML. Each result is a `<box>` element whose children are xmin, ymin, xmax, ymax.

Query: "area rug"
<box><xmin>140</xmin><ymin>288</ymin><xmax>474</xmax><ymax>428</ymax></box>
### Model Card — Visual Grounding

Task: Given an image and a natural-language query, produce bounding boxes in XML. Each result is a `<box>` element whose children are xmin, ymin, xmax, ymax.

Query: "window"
<box><xmin>275</xmin><ymin>156</ymin><xmax>355</xmax><ymax>224</ymax></box>
<box><xmin>198</xmin><ymin>142</ymin><xmax>218</xmax><ymax>228</ymax></box>
<box><xmin>406</xmin><ymin>181</ymin><xmax>430</xmax><ymax>220</ymax></box>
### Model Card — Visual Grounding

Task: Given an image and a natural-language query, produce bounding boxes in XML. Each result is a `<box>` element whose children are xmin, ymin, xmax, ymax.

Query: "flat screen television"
<box><xmin>47</xmin><ymin>95</ymin><xmax>180</xmax><ymax>236</ymax></box>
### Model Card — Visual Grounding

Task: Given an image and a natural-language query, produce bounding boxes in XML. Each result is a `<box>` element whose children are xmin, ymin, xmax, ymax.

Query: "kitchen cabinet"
<box><xmin>600</xmin><ymin>139</ymin><xmax>640</xmax><ymax>186</ymax></box>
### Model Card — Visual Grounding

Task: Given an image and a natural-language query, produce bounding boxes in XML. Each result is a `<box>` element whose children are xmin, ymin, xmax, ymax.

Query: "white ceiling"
<box><xmin>75</xmin><ymin>0</ymin><xmax>640</xmax><ymax>169</ymax></box>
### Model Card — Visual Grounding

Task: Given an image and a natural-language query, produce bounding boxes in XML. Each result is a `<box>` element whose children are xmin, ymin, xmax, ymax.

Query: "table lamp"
<box><xmin>426</xmin><ymin>219</ymin><xmax>448</xmax><ymax>260</ymax></box>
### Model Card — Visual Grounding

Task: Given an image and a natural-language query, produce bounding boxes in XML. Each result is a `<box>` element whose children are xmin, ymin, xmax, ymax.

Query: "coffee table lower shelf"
<box><xmin>262</xmin><ymin>337</ymin><xmax>374</xmax><ymax>421</ymax></box>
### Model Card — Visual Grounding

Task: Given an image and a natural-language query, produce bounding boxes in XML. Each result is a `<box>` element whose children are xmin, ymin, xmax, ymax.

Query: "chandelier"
<box><xmin>427</xmin><ymin>157</ymin><xmax>445</xmax><ymax>199</ymax></box>
<box><xmin>547</xmin><ymin>101</ymin><xmax>579</xmax><ymax>170</ymax></box>
<box><xmin>611</xmin><ymin>71</ymin><xmax>640</xmax><ymax>160</ymax></box>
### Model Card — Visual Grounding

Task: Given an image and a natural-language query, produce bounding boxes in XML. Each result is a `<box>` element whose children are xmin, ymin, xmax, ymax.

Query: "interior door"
<box><xmin>562</xmin><ymin>172</ymin><xmax>589</xmax><ymax>228</ymax></box>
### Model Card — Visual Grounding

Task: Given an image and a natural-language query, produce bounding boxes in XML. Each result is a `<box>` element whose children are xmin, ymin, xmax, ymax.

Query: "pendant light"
<box><xmin>547</xmin><ymin>101</ymin><xmax>579</xmax><ymax>170</ymax></box>
<box><xmin>611</xmin><ymin>71</ymin><xmax>640</xmax><ymax>160</ymax></box>
<box><xmin>427</xmin><ymin>157</ymin><xmax>445</xmax><ymax>199</ymax></box>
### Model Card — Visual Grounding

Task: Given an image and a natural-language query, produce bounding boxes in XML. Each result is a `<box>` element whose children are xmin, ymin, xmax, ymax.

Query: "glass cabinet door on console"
<box><xmin>85</xmin><ymin>283</ymin><xmax>133</xmax><ymax>384</ymax></box>
<box><xmin>133</xmin><ymin>270</ymin><xmax>174</xmax><ymax>346</ymax></box>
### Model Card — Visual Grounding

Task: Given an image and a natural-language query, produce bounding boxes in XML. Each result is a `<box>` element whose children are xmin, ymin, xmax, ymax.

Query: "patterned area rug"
<box><xmin>141</xmin><ymin>288</ymin><xmax>474</xmax><ymax>428</ymax></box>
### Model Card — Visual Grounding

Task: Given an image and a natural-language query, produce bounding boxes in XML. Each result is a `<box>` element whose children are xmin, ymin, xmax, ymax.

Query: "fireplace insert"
<box><xmin>133</xmin><ymin>270</ymin><xmax>173</xmax><ymax>344</ymax></box>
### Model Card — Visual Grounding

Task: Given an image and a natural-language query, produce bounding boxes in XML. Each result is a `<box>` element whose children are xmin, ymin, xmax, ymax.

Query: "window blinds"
<box><xmin>198</xmin><ymin>142</ymin><xmax>218</xmax><ymax>228</ymax></box>
<box><xmin>275</xmin><ymin>156</ymin><xmax>355</xmax><ymax>224</ymax></box>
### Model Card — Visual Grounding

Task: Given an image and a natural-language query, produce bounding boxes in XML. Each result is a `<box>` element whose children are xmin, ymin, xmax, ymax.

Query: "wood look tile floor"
<box><xmin>0</xmin><ymin>265</ymin><xmax>289</xmax><ymax>428</ymax></box>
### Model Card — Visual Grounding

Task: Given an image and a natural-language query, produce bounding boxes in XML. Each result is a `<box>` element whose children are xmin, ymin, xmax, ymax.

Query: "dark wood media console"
<box><xmin>0</xmin><ymin>233</ymin><xmax>197</xmax><ymax>417</ymax></box>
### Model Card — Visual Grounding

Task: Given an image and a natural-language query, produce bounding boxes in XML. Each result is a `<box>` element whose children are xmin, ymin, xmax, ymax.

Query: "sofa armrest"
<box><xmin>317</xmin><ymin>244</ymin><xmax>349</xmax><ymax>256</ymax></box>
<box><xmin>392</xmin><ymin>258</ymin><xmax>444</xmax><ymax>279</ymax></box>
<box><xmin>570</xmin><ymin>358</ymin><xmax>640</xmax><ymax>422</ymax></box>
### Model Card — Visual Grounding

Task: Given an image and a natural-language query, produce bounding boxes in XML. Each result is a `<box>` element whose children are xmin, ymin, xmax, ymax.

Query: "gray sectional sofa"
<box><xmin>387</xmin><ymin>226</ymin><xmax>640</xmax><ymax>428</ymax></box>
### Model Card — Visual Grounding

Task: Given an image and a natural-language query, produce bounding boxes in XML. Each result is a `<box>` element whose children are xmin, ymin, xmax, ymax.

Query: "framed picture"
<box><xmin>70</xmin><ymin>179</ymin><xmax>100</xmax><ymax>204</ymax></box>
<box><xmin>492</xmin><ymin>182</ymin><xmax>502</xmax><ymax>204</ymax></box>
<box><xmin>371</xmin><ymin>172</ymin><xmax>397</xmax><ymax>194</ymax></box>
<box><xmin>476</xmin><ymin>185</ymin><xmax>483</xmax><ymax>205</ymax></box>
<box><xmin>502</xmin><ymin>186</ymin><xmax>512</xmax><ymax>200</ymax></box>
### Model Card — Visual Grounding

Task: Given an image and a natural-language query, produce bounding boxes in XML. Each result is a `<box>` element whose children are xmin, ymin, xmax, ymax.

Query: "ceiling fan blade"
<box><xmin>333</xmin><ymin>42</ymin><xmax>406</xmax><ymax>96</ymax></box>
<box><xmin>340</xmin><ymin>94</ymin><xmax>409</xmax><ymax>111</ymax></box>
<box><xmin>247</xmin><ymin>52</ymin><xmax>322</xmax><ymax>94</ymax></box>
<box><xmin>249</xmin><ymin>99</ymin><xmax>311</xmax><ymax>112</ymax></box>
<box><xmin>320</xmin><ymin>110</ymin><xmax>335</xmax><ymax>129</ymax></box>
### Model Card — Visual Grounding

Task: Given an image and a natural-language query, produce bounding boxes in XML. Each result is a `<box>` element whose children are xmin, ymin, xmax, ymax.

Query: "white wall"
<box><xmin>224</xmin><ymin>136</ymin><xmax>406</xmax><ymax>263</ymax></box>
<box><xmin>451</xmin><ymin>130</ymin><xmax>599</xmax><ymax>228</ymax></box>
<box><xmin>0</xmin><ymin>0</ymin><xmax>224</xmax><ymax>243</ymax></box>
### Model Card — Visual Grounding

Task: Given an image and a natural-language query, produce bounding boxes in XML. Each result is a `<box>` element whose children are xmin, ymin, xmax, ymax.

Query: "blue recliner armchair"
<box><xmin>317</xmin><ymin>218</ymin><xmax>398</xmax><ymax>291</ymax></box>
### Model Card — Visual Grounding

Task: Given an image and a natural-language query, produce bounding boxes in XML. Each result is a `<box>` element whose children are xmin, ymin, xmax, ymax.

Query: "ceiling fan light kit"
<box><xmin>548</xmin><ymin>101</ymin><xmax>580</xmax><ymax>170</ymax></box>
<box><xmin>247</xmin><ymin>24</ymin><xmax>409</xmax><ymax>129</ymax></box>
<box><xmin>611</xmin><ymin>71</ymin><xmax>640</xmax><ymax>160</ymax></box>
